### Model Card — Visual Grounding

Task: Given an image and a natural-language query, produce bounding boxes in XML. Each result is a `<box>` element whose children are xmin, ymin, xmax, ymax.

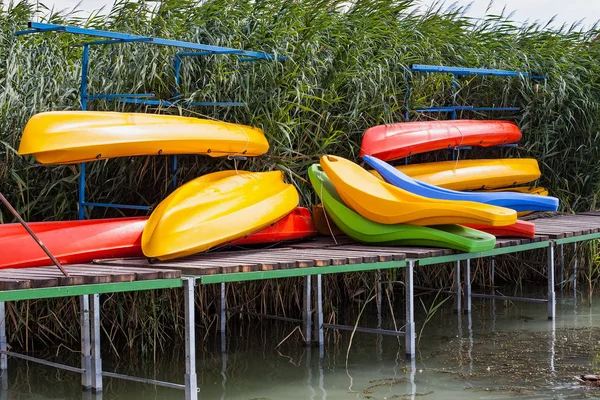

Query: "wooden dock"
<box><xmin>0</xmin><ymin>211</ymin><xmax>598</xmax><ymax>398</ymax></box>
<box><xmin>0</xmin><ymin>212</ymin><xmax>597</xmax><ymax>291</ymax></box>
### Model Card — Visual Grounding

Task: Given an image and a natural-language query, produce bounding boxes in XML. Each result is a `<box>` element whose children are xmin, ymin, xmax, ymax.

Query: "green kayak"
<box><xmin>308</xmin><ymin>164</ymin><xmax>496</xmax><ymax>252</ymax></box>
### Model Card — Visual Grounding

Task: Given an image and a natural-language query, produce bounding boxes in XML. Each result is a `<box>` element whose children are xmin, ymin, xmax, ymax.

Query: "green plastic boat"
<box><xmin>308</xmin><ymin>164</ymin><xmax>496</xmax><ymax>252</ymax></box>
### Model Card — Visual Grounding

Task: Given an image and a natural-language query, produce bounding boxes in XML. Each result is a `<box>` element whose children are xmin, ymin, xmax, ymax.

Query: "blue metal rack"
<box><xmin>403</xmin><ymin>63</ymin><xmax>547</xmax><ymax>160</ymax></box>
<box><xmin>16</xmin><ymin>22</ymin><xmax>284</xmax><ymax>219</ymax></box>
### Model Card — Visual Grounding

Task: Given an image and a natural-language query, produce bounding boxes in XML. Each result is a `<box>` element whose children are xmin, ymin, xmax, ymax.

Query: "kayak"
<box><xmin>308</xmin><ymin>164</ymin><xmax>496</xmax><ymax>252</ymax></box>
<box><xmin>363</xmin><ymin>155</ymin><xmax>559</xmax><ymax>212</ymax></box>
<box><xmin>320</xmin><ymin>155</ymin><xmax>516</xmax><ymax>226</ymax></box>
<box><xmin>464</xmin><ymin>220</ymin><xmax>535</xmax><ymax>238</ymax></box>
<box><xmin>481</xmin><ymin>186</ymin><xmax>548</xmax><ymax>195</ymax></box>
<box><xmin>18</xmin><ymin>111</ymin><xmax>269</xmax><ymax>164</ymax></box>
<box><xmin>360</xmin><ymin>120</ymin><xmax>521</xmax><ymax>161</ymax></box>
<box><xmin>0</xmin><ymin>217</ymin><xmax>146</xmax><ymax>268</ymax></box>
<box><xmin>388</xmin><ymin>159</ymin><xmax>541</xmax><ymax>191</ymax></box>
<box><xmin>231</xmin><ymin>207</ymin><xmax>317</xmax><ymax>246</ymax></box>
<box><xmin>142</xmin><ymin>170</ymin><xmax>299</xmax><ymax>260</ymax></box>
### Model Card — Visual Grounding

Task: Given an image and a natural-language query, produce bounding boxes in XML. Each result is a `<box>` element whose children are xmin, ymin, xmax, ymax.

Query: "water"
<box><xmin>3</xmin><ymin>289</ymin><xmax>600</xmax><ymax>399</ymax></box>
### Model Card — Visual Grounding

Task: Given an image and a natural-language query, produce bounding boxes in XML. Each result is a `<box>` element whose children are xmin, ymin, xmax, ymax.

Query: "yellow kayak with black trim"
<box><xmin>142</xmin><ymin>170</ymin><xmax>298</xmax><ymax>260</ymax></box>
<box><xmin>321</xmin><ymin>155</ymin><xmax>516</xmax><ymax>226</ymax></box>
<box><xmin>18</xmin><ymin>111</ymin><xmax>269</xmax><ymax>164</ymax></box>
<box><xmin>384</xmin><ymin>159</ymin><xmax>541</xmax><ymax>191</ymax></box>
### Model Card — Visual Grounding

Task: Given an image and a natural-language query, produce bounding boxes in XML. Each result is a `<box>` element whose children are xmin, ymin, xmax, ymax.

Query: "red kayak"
<box><xmin>0</xmin><ymin>217</ymin><xmax>146</xmax><ymax>268</ymax></box>
<box><xmin>231</xmin><ymin>207</ymin><xmax>317</xmax><ymax>246</ymax></box>
<box><xmin>464</xmin><ymin>220</ymin><xmax>535</xmax><ymax>238</ymax></box>
<box><xmin>360</xmin><ymin>120</ymin><xmax>522</xmax><ymax>161</ymax></box>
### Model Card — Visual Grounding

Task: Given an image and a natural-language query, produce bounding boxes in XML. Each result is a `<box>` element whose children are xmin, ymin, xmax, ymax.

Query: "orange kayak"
<box><xmin>360</xmin><ymin>120</ymin><xmax>522</xmax><ymax>161</ymax></box>
<box><xmin>0</xmin><ymin>217</ymin><xmax>146</xmax><ymax>268</ymax></box>
<box><xmin>231</xmin><ymin>207</ymin><xmax>317</xmax><ymax>246</ymax></box>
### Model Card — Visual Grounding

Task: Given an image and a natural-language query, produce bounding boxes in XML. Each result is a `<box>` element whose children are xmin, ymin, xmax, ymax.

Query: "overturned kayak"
<box><xmin>18</xmin><ymin>111</ymin><xmax>269</xmax><ymax>164</ymax></box>
<box><xmin>0</xmin><ymin>217</ymin><xmax>146</xmax><ymax>268</ymax></box>
<box><xmin>142</xmin><ymin>170</ymin><xmax>299</xmax><ymax>260</ymax></box>
<box><xmin>231</xmin><ymin>207</ymin><xmax>317</xmax><ymax>246</ymax></box>
<box><xmin>360</xmin><ymin>120</ymin><xmax>521</xmax><ymax>161</ymax></box>
<box><xmin>364</xmin><ymin>155</ymin><xmax>558</xmax><ymax>212</ymax></box>
<box><xmin>320</xmin><ymin>155</ymin><xmax>516</xmax><ymax>226</ymax></box>
<box><xmin>464</xmin><ymin>220</ymin><xmax>536</xmax><ymax>238</ymax></box>
<box><xmin>308</xmin><ymin>164</ymin><xmax>496</xmax><ymax>252</ymax></box>
<box><xmin>390</xmin><ymin>158</ymin><xmax>541</xmax><ymax>191</ymax></box>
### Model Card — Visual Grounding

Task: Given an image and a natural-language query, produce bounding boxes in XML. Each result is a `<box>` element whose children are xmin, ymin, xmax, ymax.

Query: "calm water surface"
<box><xmin>3</xmin><ymin>289</ymin><xmax>600</xmax><ymax>399</ymax></box>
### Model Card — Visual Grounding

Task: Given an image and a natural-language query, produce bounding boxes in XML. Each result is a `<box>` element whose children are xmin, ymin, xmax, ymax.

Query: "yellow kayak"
<box><xmin>481</xmin><ymin>186</ymin><xmax>548</xmax><ymax>196</ymax></box>
<box><xmin>18</xmin><ymin>111</ymin><xmax>269</xmax><ymax>164</ymax></box>
<box><xmin>377</xmin><ymin>159</ymin><xmax>541</xmax><ymax>191</ymax></box>
<box><xmin>142</xmin><ymin>170</ymin><xmax>298</xmax><ymax>260</ymax></box>
<box><xmin>321</xmin><ymin>155</ymin><xmax>516</xmax><ymax>226</ymax></box>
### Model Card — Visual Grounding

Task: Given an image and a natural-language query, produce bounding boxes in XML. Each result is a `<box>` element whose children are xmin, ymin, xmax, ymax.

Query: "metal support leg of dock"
<box><xmin>405</xmin><ymin>260</ymin><xmax>416</xmax><ymax>359</ymax></box>
<box><xmin>573</xmin><ymin>242</ymin><xmax>578</xmax><ymax>304</ymax></box>
<box><xmin>90</xmin><ymin>294</ymin><xmax>102</xmax><ymax>392</ymax></box>
<box><xmin>219</xmin><ymin>282</ymin><xmax>226</xmax><ymax>334</ymax></box>
<box><xmin>559</xmin><ymin>243</ymin><xmax>564</xmax><ymax>296</ymax></box>
<box><xmin>453</xmin><ymin>260</ymin><xmax>461</xmax><ymax>313</ymax></box>
<box><xmin>548</xmin><ymin>242</ymin><xmax>556</xmax><ymax>320</ymax></box>
<box><xmin>464</xmin><ymin>259</ymin><xmax>472</xmax><ymax>314</ymax></box>
<box><xmin>183</xmin><ymin>278</ymin><xmax>198</xmax><ymax>400</ymax></box>
<box><xmin>302</xmin><ymin>276</ymin><xmax>312</xmax><ymax>345</ymax></box>
<box><xmin>0</xmin><ymin>302</ymin><xmax>6</xmax><ymax>372</ymax></box>
<box><xmin>313</xmin><ymin>275</ymin><xmax>324</xmax><ymax>353</ymax></box>
<box><xmin>80</xmin><ymin>295</ymin><xmax>92</xmax><ymax>390</ymax></box>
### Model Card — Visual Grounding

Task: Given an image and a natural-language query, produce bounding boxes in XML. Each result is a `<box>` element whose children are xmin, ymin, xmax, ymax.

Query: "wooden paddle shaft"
<box><xmin>0</xmin><ymin>193</ymin><xmax>70</xmax><ymax>277</ymax></box>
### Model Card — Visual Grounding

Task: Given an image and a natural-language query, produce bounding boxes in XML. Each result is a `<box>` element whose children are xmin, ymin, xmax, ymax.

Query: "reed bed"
<box><xmin>0</xmin><ymin>0</ymin><xmax>599</xmax><ymax>351</ymax></box>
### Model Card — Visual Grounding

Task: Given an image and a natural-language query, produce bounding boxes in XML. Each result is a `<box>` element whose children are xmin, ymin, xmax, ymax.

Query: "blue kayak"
<box><xmin>363</xmin><ymin>155</ymin><xmax>559</xmax><ymax>212</ymax></box>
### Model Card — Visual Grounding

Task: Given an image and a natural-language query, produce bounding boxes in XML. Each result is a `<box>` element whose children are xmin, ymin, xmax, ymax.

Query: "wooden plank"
<box><xmin>0</xmin><ymin>269</ymin><xmax>87</xmax><ymax>286</ymax></box>
<box><xmin>0</xmin><ymin>278</ymin><xmax>32</xmax><ymax>290</ymax></box>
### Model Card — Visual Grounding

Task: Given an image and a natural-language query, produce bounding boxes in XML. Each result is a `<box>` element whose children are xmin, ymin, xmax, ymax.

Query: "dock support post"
<box><xmin>0</xmin><ymin>302</ymin><xmax>6</xmax><ymax>372</ymax></box>
<box><xmin>405</xmin><ymin>260</ymin><xmax>416</xmax><ymax>359</ymax></box>
<box><xmin>302</xmin><ymin>276</ymin><xmax>312</xmax><ymax>345</ymax></box>
<box><xmin>376</xmin><ymin>270</ymin><xmax>383</xmax><ymax>330</ymax></box>
<box><xmin>184</xmin><ymin>278</ymin><xmax>198</xmax><ymax>400</ymax></box>
<box><xmin>453</xmin><ymin>261</ymin><xmax>461</xmax><ymax>313</ymax></box>
<box><xmin>464</xmin><ymin>259</ymin><xmax>472</xmax><ymax>314</ymax></box>
<box><xmin>80</xmin><ymin>295</ymin><xmax>91</xmax><ymax>390</ymax></box>
<box><xmin>219</xmin><ymin>282</ymin><xmax>226</xmax><ymax>334</ymax></box>
<box><xmin>490</xmin><ymin>256</ymin><xmax>495</xmax><ymax>290</ymax></box>
<box><xmin>547</xmin><ymin>242</ymin><xmax>556</xmax><ymax>320</ymax></box>
<box><xmin>559</xmin><ymin>243</ymin><xmax>564</xmax><ymax>296</ymax></box>
<box><xmin>573</xmin><ymin>242</ymin><xmax>578</xmax><ymax>304</ymax></box>
<box><xmin>89</xmin><ymin>294</ymin><xmax>102</xmax><ymax>392</ymax></box>
<box><xmin>314</xmin><ymin>275</ymin><xmax>324</xmax><ymax>353</ymax></box>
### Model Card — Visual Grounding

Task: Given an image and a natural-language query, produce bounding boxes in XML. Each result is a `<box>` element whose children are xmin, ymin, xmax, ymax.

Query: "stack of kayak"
<box><xmin>1</xmin><ymin>111</ymin><xmax>316</xmax><ymax>268</ymax></box>
<box><xmin>311</xmin><ymin>119</ymin><xmax>559</xmax><ymax>251</ymax></box>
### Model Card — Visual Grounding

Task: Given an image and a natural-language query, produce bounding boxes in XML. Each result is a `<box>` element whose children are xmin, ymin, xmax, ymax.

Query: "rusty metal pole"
<box><xmin>0</xmin><ymin>192</ymin><xmax>70</xmax><ymax>277</ymax></box>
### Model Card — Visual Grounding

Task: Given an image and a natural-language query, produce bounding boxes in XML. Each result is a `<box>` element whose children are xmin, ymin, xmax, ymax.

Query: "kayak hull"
<box><xmin>231</xmin><ymin>207</ymin><xmax>317</xmax><ymax>246</ymax></box>
<box><xmin>464</xmin><ymin>220</ymin><xmax>536</xmax><ymax>238</ymax></box>
<box><xmin>388</xmin><ymin>159</ymin><xmax>541</xmax><ymax>191</ymax></box>
<box><xmin>308</xmin><ymin>165</ymin><xmax>496</xmax><ymax>252</ymax></box>
<box><xmin>142</xmin><ymin>170</ymin><xmax>299</xmax><ymax>260</ymax></box>
<box><xmin>0</xmin><ymin>217</ymin><xmax>146</xmax><ymax>269</ymax></box>
<box><xmin>18</xmin><ymin>111</ymin><xmax>269</xmax><ymax>164</ymax></box>
<box><xmin>320</xmin><ymin>155</ymin><xmax>516</xmax><ymax>226</ymax></box>
<box><xmin>364</xmin><ymin>155</ymin><xmax>559</xmax><ymax>212</ymax></box>
<box><xmin>360</xmin><ymin>120</ymin><xmax>522</xmax><ymax>161</ymax></box>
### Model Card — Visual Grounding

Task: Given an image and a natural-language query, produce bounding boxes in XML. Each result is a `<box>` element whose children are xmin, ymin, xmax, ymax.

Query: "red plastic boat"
<box><xmin>0</xmin><ymin>217</ymin><xmax>146</xmax><ymax>269</ymax></box>
<box><xmin>231</xmin><ymin>207</ymin><xmax>317</xmax><ymax>246</ymax></box>
<box><xmin>360</xmin><ymin>120</ymin><xmax>522</xmax><ymax>161</ymax></box>
<box><xmin>464</xmin><ymin>220</ymin><xmax>535</xmax><ymax>238</ymax></box>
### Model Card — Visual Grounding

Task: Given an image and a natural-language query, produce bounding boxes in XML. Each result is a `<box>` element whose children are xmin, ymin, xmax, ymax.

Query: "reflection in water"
<box><xmin>0</xmin><ymin>289</ymin><xmax>599</xmax><ymax>399</ymax></box>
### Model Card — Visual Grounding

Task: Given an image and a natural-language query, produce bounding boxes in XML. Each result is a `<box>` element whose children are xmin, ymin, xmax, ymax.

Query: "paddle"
<box><xmin>0</xmin><ymin>193</ymin><xmax>70</xmax><ymax>277</ymax></box>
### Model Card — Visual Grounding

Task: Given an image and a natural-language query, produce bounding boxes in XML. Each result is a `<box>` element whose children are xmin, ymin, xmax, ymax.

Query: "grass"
<box><xmin>0</xmin><ymin>0</ymin><xmax>598</xmax><ymax>351</ymax></box>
